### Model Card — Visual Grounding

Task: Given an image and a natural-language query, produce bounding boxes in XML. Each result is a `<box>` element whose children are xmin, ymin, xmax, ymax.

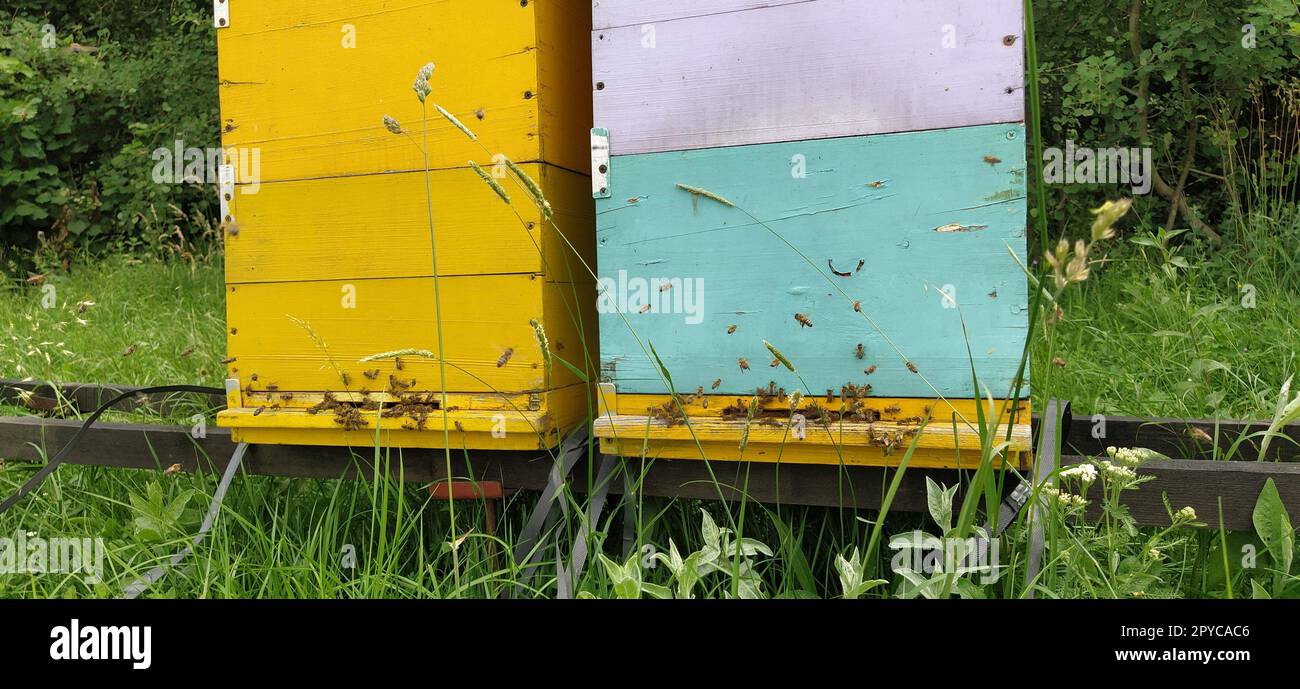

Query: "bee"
<box><xmin>983</xmin><ymin>155</ymin><xmax>1002</xmax><ymax>165</ymax></box>
<box><xmin>281</xmin><ymin>393</ymin><xmax>294</xmax><ymax>402</ymax></box>
<box><xmin>363</xmin><ymin>369</ymin><xmax>381</xmax><ymax>380</ymax></box>
<box><xmin>497</xmin><ymin>348</ymin><xmax>514</xmax><ymax>367</ymax></box>
<box><xmin>180</xmin><ymin>346</ymin><xmax>195</xmax><ymax>358</ymax></box>
<box><xmin>864</xmin><ymin>365</ymin><xmax>877</xmax><ymax>375</ymax></box>
<box><xmin>794</xmin><ymin>313</ymin><xmax>813</xmax><ymax>328</ymax></box>
<box><xmin>855</xmin><ymin>344</ymin><xmax>865</xmax><ymax>359</ymax></box>
<box><xmin>855</xmin><ymin>259</ymin><xmax>865</xmax><ymax>273</ymax></box>
<box><xmin>1188</xmin><ymin>426</ymin><xmax>1213</xmax><ymax>444</ymax></box>
<box><xmin>266</xmin><ymin>383</ymin><xmax>280</xmax><ymax>392</ymax></box>
<box><xmin>555</xmin><ymin>341</ymin><xmax>565</xmax><ymax>351</ymax></box>
<box><xmin>884</xmin><ymin>404</ymin><xmax>901</xmax><ymax>414</ymax></box>
<box><xmin>341</xmin><ymin>373</ymin><xmax>352</xmax><ymax>386</ymax></box>
<box><xmin>253</xmin><ymin>406</ymin><xmax>265</xmax><ymax>417</ymax></box>
<box><xmin>866</xmin><ymin>180</ymin><xmax>886</xmax><ymax>188</ymax></box>
<box><xmin>394</xmin><ymin>356</ymin><xmax>405</xmax><ymax>371</ymax></box>
<box><xmin>121</xmin><ymin>345</ymin><xmax>136</xmax><ymax>357</ymax></box>
<box><xmin>250</xmin><ymin>373</ymin><xmax>259</xmax><ymax>382</ymax></box>
<box><xmin>1052</xmin><ymin>357</ymin><xmax>1068</xmax><ymax>368</ymax></box>
<box><xmin>853</xmin><ymin>301</ymin><xmax>862</xmax><ymax>313</ymax></box>
<box><xmin>221</xmin><ymin>357</ymin><xmax>237</xmax><ymax>365</ymax></box>
<box><xmin>164</xmin><ymin>463</ymin><xmax>183</xmax><ymax>477</ymax></box>
<box><xmin>906</xmin><ymin>362</ymin><xmax>918</xmax><ymax>374</ymax></box>
<box><xmin>639</xmin><ymin>303</ymin><xmax>652</xmax><ymax>314</ymax></box>
<box><xmin>454</xmin><ymin>420</ymin><xmax>466</xmax><ymax>433</ymax></box>
<box><xmin>727</xmin><ymin>325</ymin><xmax>737</xmax><ymax>334</ymax></box>
<box><xmin>225</xmin><ymin>222</ymin><xmax>241</xmax><ymax>237</ymax></box>
<box><xmin>770</xmin><ymin>358</ymin><xmax>780</xmax><ymax>368</ymax></box>
<box><xmin>660</xmin><ymin>281</ymin><xmax>673</xmax><ymax>292</ymax></box>
<box><xmin>738</xmin><ymin>358</ymin><xmax>750</xmax><ymax>372</ymax></box>
<box><xmin>230</xmin><ymin>327</ymin><xmax>238</xmax><ymax>335</ymax></box>
<box><xmin>389</xmin><ymin>375</ymin><xmax>414</xmax><ymax>390</ymax></box>
<box><xmin>711</xmin><ymin>378</ymin><xmax>722</xmax><ymax>390</ymax></box>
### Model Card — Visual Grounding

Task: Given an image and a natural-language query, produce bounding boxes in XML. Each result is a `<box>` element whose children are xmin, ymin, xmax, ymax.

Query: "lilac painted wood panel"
<box><xmin>592</xmin><ymin>0</ymin><xmax>1024</xmax><ymax>156</ymax></box>
<box><xmin>592</xmin><ymin>0</ymin><xmax>806</xmax><ymax>30</ymax></box>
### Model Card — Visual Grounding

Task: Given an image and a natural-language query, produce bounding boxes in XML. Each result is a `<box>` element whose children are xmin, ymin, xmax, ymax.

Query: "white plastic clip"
<box><xmin>218</xmin><ymin>164</ymin><xmax>236</xmax><ymax>227</ymax></box>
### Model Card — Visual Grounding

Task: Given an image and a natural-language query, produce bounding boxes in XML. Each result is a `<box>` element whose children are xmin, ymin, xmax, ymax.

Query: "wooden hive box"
<box><xmin>214</xmin><ymin>0</ymin><xmax>596</xmax><ymax>450</ymax></box>
<box><xmin>590</xmin><ymin>0</ymin><xmax>1033</xmax><ymax>468</ymax></box>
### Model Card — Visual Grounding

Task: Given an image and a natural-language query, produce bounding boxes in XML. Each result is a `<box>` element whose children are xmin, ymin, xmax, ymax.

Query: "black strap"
<box><xmin>0</xmin><ymin>384</ymin><xmax>225</xmax><ymax>516</ymax></box>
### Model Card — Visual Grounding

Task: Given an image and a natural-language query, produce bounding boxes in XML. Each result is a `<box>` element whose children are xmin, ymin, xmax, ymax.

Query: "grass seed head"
<box><xmin>469</xmin><ymin>161</ymin><xmax>511</xmax><ymax>205</ymax></box>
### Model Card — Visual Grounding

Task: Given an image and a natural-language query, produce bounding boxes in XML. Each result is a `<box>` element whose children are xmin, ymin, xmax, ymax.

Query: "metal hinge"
<box><xmin>591</xmin><ymin>128</ymin><xmax>611</xmax><ymax>199</ymax></box>
<box><xmin>218</xmin><ymin>164</ymin><xmax>236</xmax><ymax>227</ymax></box>
<box><xmin>214</xmin><ymin>0</ymin><xmax>230</xmax><ymax>29</ymax></box>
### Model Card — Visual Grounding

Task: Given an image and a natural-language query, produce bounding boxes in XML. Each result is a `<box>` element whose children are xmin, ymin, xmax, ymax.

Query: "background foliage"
<box><xmin>1</xmin><ymin>1</ymin><xmax>217</xmax><ymax>274</ymax></box>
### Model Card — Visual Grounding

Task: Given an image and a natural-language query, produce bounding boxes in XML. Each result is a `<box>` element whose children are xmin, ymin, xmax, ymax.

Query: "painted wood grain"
<box><xmin>592</xmin><ymin>0</ymin><xmax>1024</xmax><ymax>155</ymax></box>
<box><xmin>225</xmin><ymin>274</ymin><xmax>594</xmax><ymax>394</ymax></box>
<box><xmin>593</xmin><ymin>0</ymin><xmax>808</xmax><ymax>29</ymax></box>
<box><xmin>595</xmin><ymin>124</ymin><xmax>1029</xmax><ymax>398</ymax></box>
<box><xmin>217</xmin><ymin>0</ymin><xmax>590</xmax><ymax>182</ymax></box>
<box><xmin>224</xmin><ymin>163</ymin><xmax>593</xmax><ymax>284</ymax></box>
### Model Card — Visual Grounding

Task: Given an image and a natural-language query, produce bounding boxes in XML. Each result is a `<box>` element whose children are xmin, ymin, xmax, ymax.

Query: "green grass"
<box><xmin>0</xmin><ymin>213</ymin><xmax>1297</xmax><ymax>598</ymax></box>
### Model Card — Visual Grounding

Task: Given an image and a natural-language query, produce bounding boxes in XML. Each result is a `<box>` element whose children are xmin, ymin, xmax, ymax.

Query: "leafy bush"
<box><xmin>0</xmin><ymin>8</ymin><xmax>218</xmax><ymax>273</ymax></box>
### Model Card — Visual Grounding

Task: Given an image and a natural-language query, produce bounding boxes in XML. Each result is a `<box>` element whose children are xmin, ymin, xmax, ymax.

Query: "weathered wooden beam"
<box><xmin>2</xmin><ymin>416</ymin><xmax>1297</xmax><ymax>531</ymax></box>
<box><xmin>1054</xmin><ymin>413</ymin><xmax>1300</xmax><ymax>462</ymax></box>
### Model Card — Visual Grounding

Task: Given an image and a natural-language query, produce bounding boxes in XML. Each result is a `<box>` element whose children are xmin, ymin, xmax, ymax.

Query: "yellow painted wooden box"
<box><xmin>214</xmin><ymin>0</ymin><xmax>596</xmax><ymax>450</ymax></box>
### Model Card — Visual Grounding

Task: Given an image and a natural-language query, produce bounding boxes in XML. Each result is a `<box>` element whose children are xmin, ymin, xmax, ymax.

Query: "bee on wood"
<box><xmin>738</xmin><ymin>358</ymin><xmax>750</xmax><ymax>372</ymax></box>
<box><xmin>855</xmin><ymin>259</ymin><xmax>865</xmax><ymax>273</ymax></box>
<box><xmin>727</xmin><ymin>325</ymin><xmax>737</xmax><ymax>334</ymax></box>
<box><xmin>884</xmin><ymin>404</ymin><xmax>901</xmax><ymax>414</ymax></box>
<box><xmin>253</xmin><ymin>406</ymin><xmax>265</xmax><ymax>417</ymax></box>
<box><xmin>281</xmin><ymin>393</ymin><xmax>294</xmax><ymax>402</ymax></box>
<box><xmin>497</xmin><ymin>348</ymin><xmax>514</xmax><ymax>367</ymax></box>
<box><xmin>855</xmin><ymin>344</ymin><xmax>865</xmax><ymax>359</ymax></box>
<box><xmin>711</xmin><ymin>378</ymin><xmax>722</xmax><ymax>390</ymax></box>
<box><xmin>266</xmin><ymin>384</ymin><xmax>280</xmax><ymax>392</ymax></box>
<box><xmin>906</xmin><ymin>362</ymin><xmax>918</xmax><ymax>374</ymax></box>
<box><xmin>389</xmin><ymin>375</ymin><xmax>414</xmax><ymax>391</ymax></box>
<box><xmin>341</xmin><ymin>372</ymin><xmax>352</xmax><ymax>386</ymax></box>
<box><xmin>394</xmin><ymin>356</ymin><xmax>405</xmax><ymax>371</ymax></box>
<box><xmin>864</xmin><ymin>365</ymin><xmax>877</xmax><ymax>375</ymax></box>
<box><xmin>363</xmin><ymin>369</ymin><xmax>380</xmax><ymax>380</ymax></box>
<box><xmin>454</xmin><ymin>420</ymin><xmax>466</xmax><ymax>433</ymax></box>
<box><xmin>794</xmin><ymin>313</ymin><xmax>813</xmax><ymax>328</ymax></box>
<box><xmin>221</xmin><ymin>357</ymin><xmax>237</xmax><ymax>365</ymax></box>
<box><xmin>983</xmin><ymin>155</ymin><xmax>1002</xmax><ymax>165</ymax></box>
<box><xmin>853</xmin><ymin>301</ymin><xmax>862</xmax><ymax>313</ymax></box>
<box><xmin>250</xmin><ymin>374</ymin><xmax>259</xmax><ymax>382</ymax></box>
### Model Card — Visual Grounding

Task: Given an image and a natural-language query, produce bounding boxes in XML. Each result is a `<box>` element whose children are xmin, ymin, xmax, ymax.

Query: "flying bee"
<box><xmin>906</xmin><ymin>362</ymin><xmax>918</xmax><ymax>374</ymax></box>
<box><xmin>497</xmin><ymin>348</ymin><xmax>514</xmax><ymax>367</ymax></box>
<box><xmin>853</xmin><ymin>301</ymin><xmax>862</xmax><ymax>313</ymax></box>
<box><xmin>864</xmin><ymin>365</ymin><xmax>877</xmax><ymax>375</ymax></box>
<box><xmin>983</xmin><ymin>155</ymin><xmax>1002</xmax><ymax>165</ymax></box>
<box><xmin>855</xmin><ymin>344</ymin><xmax>865</xmax><ymax>359</ymax></box>
<box><xmin>866</xmin><ymin>180</ymin><xmax>886</xmax><ymax>188</ymax></box>
<box><xmin>363</xmin><ymin>369</ymin><xmax>380</xmax><ymax>380</ymax></box>
<box><xmin>660</xmin><ymin>282</ymin><xmax>673</xmax><ymax>292</ymax></box>
<box><xmin>221</xmin><ymin>357</ymin><xmax>237</xmax><ymax>365</ymax></box>
<box><xmin>855</xmin><ymin>259</ymin><xmax>865</xmax><ymax>273</ymax></box>
<box><xmin>770</xmin><ymin>358</ymin><xmax>780</xmax><ymax>368</ymax></box>
<box><xmin>639</xmin><ymin>303</ymin><xmax>652</xmax><ymax>314</ymax></box>
<box><xmin>180</xmin><ymin>346</ymin><xmax>195</xmax><ymax>358</ymax></box>
<box><xmin>727</xmin><ymin>325</ymin><xmax>737</xmax><ymax>334</ymax></box>
<box><xmin>738</xmin><ymin>358</ymin><xmax>750</xmax><ymax>372</ymax></box>
<box><xmin>711</xmin><ymin>378</ymin><xmax>722</xmax><ymax>390</ymax></box>
<box><xmin>794</xmin><ymin>313</ymin><xmax>813</xmax><ymax>328</ymax></box>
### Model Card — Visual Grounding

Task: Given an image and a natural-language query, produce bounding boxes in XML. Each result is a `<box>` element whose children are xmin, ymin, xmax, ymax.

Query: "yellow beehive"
<box><xmin>214</xmin><ymin>0</ymin><xmax>595</xmax><ymax>450</ymax></box>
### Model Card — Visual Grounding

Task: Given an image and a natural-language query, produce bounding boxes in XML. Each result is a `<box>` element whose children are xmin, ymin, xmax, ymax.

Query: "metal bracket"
<box><xmin>218</xmin><ymin>164</ymin><xmax>236</xmax><ymax>228</ymax></box>
<box><xmin>591</xmin><ymin>128</ymin><xmax>611</xmax><ymax>199</ymax></box>
<box><xmin>214</xmin><ymin>0</ymin><xmax>230</xmax><ymax>29</ymax></box>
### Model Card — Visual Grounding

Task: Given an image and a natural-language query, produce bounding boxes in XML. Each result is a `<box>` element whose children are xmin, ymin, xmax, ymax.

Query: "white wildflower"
<box><xmin>1060</xmin><ymin>463</ymin><xmax>1098</xmax><ymax>484</ymax></box>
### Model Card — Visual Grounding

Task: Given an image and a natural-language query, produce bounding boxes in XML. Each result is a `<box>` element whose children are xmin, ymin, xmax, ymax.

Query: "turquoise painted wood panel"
<box><xmin>595</xmin><ymin>124</ymin><xmax>1029</xmax><ymax>399</ymax></box>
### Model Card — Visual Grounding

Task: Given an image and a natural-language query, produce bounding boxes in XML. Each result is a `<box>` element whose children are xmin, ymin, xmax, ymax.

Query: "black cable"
<box><xmin>0</xmin><ymin>384</ymin><xmax>225</xmax><ymax>516</ymax></box>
